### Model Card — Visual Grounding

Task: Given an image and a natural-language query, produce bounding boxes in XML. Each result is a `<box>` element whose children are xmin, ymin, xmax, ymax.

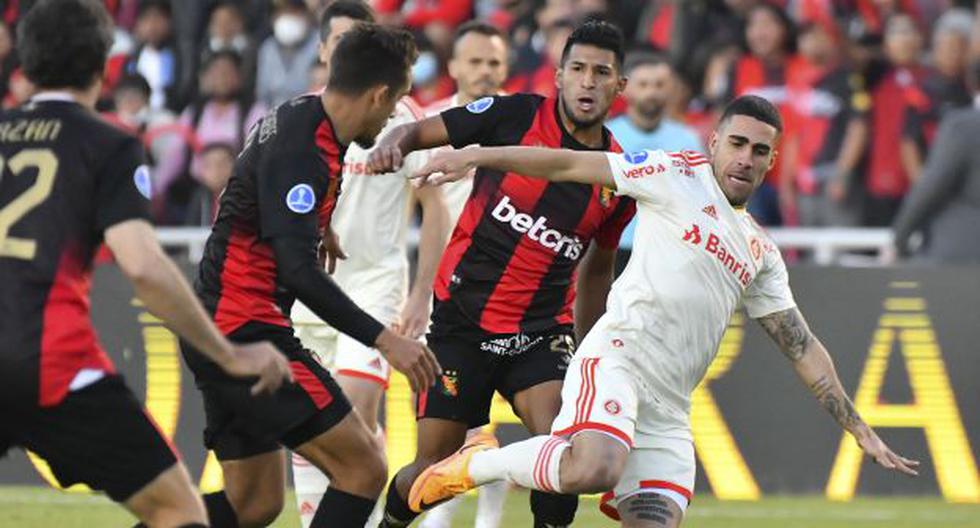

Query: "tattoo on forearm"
<box><xmin>810</xmin><ymin>375</ymin><xmax>862</xmax><ymax>430</ymax></box>
<box><xmin>626</xmin><ymin>495</ymin><xmax>675</xmax><ymax>526</ymax></box>
<box><xmin>758</xmin><ymin>308</ymin><xmax>813</xmax><ymax>361</ymax></box>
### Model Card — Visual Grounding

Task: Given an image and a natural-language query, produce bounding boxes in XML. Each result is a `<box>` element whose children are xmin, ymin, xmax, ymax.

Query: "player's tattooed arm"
<box><xmin>756</xmin><ymin>307</ymin><xmax>921</xmax><ymax>476</ymax></box>
<box><xmin>756</xmin><ymin>307</ymin><xmax>813</xmax><ymax>361</ymax></box>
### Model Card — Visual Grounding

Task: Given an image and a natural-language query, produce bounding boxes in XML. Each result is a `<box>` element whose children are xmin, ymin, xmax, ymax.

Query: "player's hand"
<box><xmin>411</xmin><ymin>150</ymin><xmax>476</xmax><ymax>186</ymax></box>
<box><xmin>318</xmin><ymin>227</ymin><xmax>347</xmax><ymax>274</ymax></box>
<box><xmin>221</xmin><ymin>341</ymin><xmax>295</xmax><ymax>396</ymax></box>
<box><xmin>367</xmin><ymin>143</ymin><xmax>404</xmax><ymax>174</ymax></box>
<box><xmin>855</xmin><ymin>427</ymin><xmax>920</xmax><ymax>476</ymax></box>
<box><xmin>393</xmin><ymin>292</ymin><xmax>431</xmax><ymax>339</ymax></box>
<box><xmin>375</xmin><ymin>328</ymin><xmax>441</xmax><ymax>393</ymax></box>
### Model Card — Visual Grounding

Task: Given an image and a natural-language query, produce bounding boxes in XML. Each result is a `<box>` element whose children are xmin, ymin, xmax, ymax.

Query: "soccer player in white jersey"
<box><xmin>417</xmin><ymin>19</ymin><xmax>512</xmax><ymax>528</ymax></box>
<box><xmin>406</xmin><ymin>95</ymin><xmax>919</xmax><ymax>527</ymax></box>
<box><xmin>289</xmin><ymin>3</ymin><xmax>450</xmax><ymax>527</ymax></box>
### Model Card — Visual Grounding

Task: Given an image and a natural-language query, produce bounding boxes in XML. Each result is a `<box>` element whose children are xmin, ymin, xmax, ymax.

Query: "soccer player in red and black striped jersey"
<box><xmin>0</xmin><ymin>2</ymin><xmax>293</xmax><ymax>527</ymax></box>
<box><xmin>180</xmin><ymin>24</ymin><xmax>441</xmax><ymax>528</ymax></box>
<box><xmin>368</xmin><ymin>20</ymin><xmax>636</xmax><ymax>528</ymax></box>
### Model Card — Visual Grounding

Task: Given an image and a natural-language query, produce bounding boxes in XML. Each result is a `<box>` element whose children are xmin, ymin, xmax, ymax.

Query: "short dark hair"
<box><xmin>203</xmin><ymin>49</ymin><xmax>243</xmax><ymax>72</ymax></box>
<box><xmin>719</xmin><ymin>95</ymin><xmax>783</xmax><ymax>133</ymax></box>
<box><xmin>137</xmin><ymin>0</ymin><xmax>172</xmax><ymax>18</ymax></box>
<box><xmin>319</xmin><ymin>0</ymin><xmax>374</xmax><ymax>42</ymax></box>
<box><xmin>18</xmin><ymin>0</ymin><xmax>114</xmax><ymax>90</ymax></box>
<box><xmin>453</xmin><ymin>20</ymin><xmax>504</xmax><ymax>48</ymax></box>
<box><xmin>560</xmin><ymin>19</ymin><xmax>625</xmax><ymax>69</ymax></box>
<box><xmin>327</xmin><ymin>23</ymin><xmax>418</xmax><ymax>96</ymax></box>
<box><xmin>624</xmin><ymin>52</ymin><xmax>671</xmax><ymax>75</ymax></box>
<box><xmin>115</xmin><ymin>73</ymin><xmax>152</xmax><ymax>99</ymax></box>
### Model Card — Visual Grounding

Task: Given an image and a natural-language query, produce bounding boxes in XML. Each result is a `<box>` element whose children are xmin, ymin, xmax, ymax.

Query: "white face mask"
<box><xmin>412</xmin><ymin>51</ymin><xmax>439</xmax><ymax>86</ymax></box>
<box><xmin>210</xmin><ymin>34</ymin><xmax>248</xmax><ymax>53</ymax></box>
<box><xmin>273</xmin><ymin>14</ymin><xmax>308</xmax><ymax>47</ymax></box>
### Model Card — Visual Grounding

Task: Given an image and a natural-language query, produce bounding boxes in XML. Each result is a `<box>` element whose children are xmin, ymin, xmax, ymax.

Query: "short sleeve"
<box><xmin>593</xmin><ymin>197</ymin><xmax>636</xmax><ymax>249</ymax></box>
<box><xmin>608</xmin><ymin>149</ymin><xmax>670</xmax><ymax>203</ymax></box>
<box><xmin>440</xmin><ymin>94</ymin><xmax>540</xmax><ymax>149</ymax></box>
<box><xmin>743</xmin><ymin>242</ymin><xmax>797</xmax><ymax>319</ymax></box>
<box><xmin>95</xmin><ymin>136</ymin><xmax>152</xmax><ymax>233</ymax></box>
<box><xmin>257</xmin><ymin>143</ymin><xmax>328</xmax><ymax>242</ymax></box>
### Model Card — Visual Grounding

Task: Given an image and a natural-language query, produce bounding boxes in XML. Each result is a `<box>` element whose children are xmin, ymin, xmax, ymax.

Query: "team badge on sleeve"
<box><xmin>286</xmin><ymin>183</ymin><xmax>315</xmax><ymax>214</ymax></box>
<box><xmin>466</xmin><ymin>96</ymin><xmax>494</xmax><ymax>114</ymax></box>
<box><xmin>133</xmin><ymin>165</ymin><xmax>152</xmax><ymax>199</ymax></box>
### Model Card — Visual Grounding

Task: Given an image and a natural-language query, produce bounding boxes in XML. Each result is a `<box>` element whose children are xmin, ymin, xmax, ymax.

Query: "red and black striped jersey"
<box><xmin>0</xmin><ymin>96</ymin><xmax>151</xmax><ymax>407</ymax></box>
<box><xmin>434</xmin><ymin>94</ymin><xmax>635</xmax><ymax>335</ymax></box>
<box><xmin>195</xmin><ymin>94</ymin><xmax>345</xmax><ymax>335</ymax></box>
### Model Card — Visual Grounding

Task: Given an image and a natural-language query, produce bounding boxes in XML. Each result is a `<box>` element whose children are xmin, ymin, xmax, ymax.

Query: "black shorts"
<box><xmin>180</xmin><ymin>321</ymin><xmax>352</xmax><ymax>461</ymax></box>
<box><xmin>0</xmin><ymin>375</ymin><xmax>178</xmax><ymax>502</ymax></box>
<box><xmin>419</xmin><ymin>322</ymin><xmax>576</xmax><ymax>428</ymax></box>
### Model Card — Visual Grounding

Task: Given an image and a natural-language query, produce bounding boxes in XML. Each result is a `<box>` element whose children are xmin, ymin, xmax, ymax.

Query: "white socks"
<box><xmin>468</xmin><ymin>435</ymin><xmax>570</xmax><ymax>494</ymax></box>
<box><xmin>418</xmin><ymin>479</ymin><xmax>509</xmax><ymax>528</ymax></box>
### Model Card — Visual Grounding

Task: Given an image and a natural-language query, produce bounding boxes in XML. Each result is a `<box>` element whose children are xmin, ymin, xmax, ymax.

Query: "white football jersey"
<box><xmin>594</xmin><ymin>149</ymin><xmax>796</xmax><ymax>428</ymax></box>
<box><xmin>292</xmin><ymin>97</ymin><xmax>429</xmax><ymax>325</ymax></box>
<box><xmin>424</xmin><ymin>94</ymin><xmax>473</xmax><ymax>223</ymax></box>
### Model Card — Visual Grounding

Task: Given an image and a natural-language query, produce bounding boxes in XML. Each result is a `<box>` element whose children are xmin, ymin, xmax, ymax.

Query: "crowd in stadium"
<box><xmin>0</xmin><ymin>0</ymin><xmax>973</xmax><ymax>234</ymax></box>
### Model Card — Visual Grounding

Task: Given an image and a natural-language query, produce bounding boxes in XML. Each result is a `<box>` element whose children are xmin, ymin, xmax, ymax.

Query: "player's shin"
<box><xmin>310</xmin><ymin>487</ymin><xmax>376</xmax><ymax>528</ymax></box>
<box><xmin>468</xmin><ymin>435</ymin><xmax>570</xmax><ymax>493</ymax></box>
<box><xmin>380</xmin><ymin>475</ymin><xmax>421</xmax><ymax>528</ymax></box>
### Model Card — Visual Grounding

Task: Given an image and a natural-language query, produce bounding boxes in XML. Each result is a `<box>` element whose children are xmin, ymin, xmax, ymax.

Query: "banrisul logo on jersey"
<box><xmin>491</xmin><ymin>195</ymin><xmax>584</xmax><ymax>259</ymax></box>
<box><xmin>466</xmin><ymin>96</ymin><xmax>494</xmax><ymax>114</ymax></box>
<box><xmin>683</xmin><ymin>223</ymin><xmax>753</xmax><ymax>287</ymax></box>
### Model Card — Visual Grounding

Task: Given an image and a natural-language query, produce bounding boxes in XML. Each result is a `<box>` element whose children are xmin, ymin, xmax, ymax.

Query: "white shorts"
<box><xmin>292</xmin><ymin>267</ymin><xmax>405</xmax><ymax>389</ymax></box>
<box><xmin>551</xmin><ymin>334</ymin><xmax>695</xmax><ymax>516</ymax></box>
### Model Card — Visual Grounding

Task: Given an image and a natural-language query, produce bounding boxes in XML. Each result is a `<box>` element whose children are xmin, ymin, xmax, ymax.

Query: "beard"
<box><xmin>354</xmin><ymin>134</ymin><xmax>377</xmax><ymax>149</ymax></box>
<box><xmin>560</xmin><ymin>96</ymin><xmax>604</xmax><ymax>129</ymax></box>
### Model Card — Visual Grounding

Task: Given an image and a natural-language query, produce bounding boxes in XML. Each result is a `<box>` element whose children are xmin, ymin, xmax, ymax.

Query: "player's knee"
<box><xmin>235</xmin><ymin>493</ymin><xmax>284</xmax><ymax>528</ymax></box>
<box><xmin>562</xmin><ymin>448</ymin><xmax>625</xmax><ymax>493</ymax></box>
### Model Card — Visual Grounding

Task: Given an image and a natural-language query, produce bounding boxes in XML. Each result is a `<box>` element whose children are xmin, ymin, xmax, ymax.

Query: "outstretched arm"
<box><xmin>367</xmin><ymin>116</ymin><xmax>451</xmax><ymax>174</ymax></box>
<box><xmin>756</xmin><ymin>307</ymin><xmax>920</xmax><ymax>476</ymax></box>
<box><xmin>413</xmin><ymin>146</ymin><xmax>615</xmax><ymax>188</ymax></box>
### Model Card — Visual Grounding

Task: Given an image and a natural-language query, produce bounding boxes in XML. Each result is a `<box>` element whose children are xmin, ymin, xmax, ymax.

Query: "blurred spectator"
<box><xmin>256</xmin><ymin>0</ymin><xmax>319</xmax><ymax>107</ymax></box>
<box><xmin>607</xmin><ymin>52</ymin><xmax>703</xmax><ymax>248</ymax></box>
<box><xmin>374</xmin><ymin>0</ymin><xmax>473</xmax><ymax>30</ymax></box>
<box><xmin>3</xmin><ymin>67</ymin><xmax>32</xmax><ymax>108</ymax></box>
<box><xmin>507</xmin><ymin>17</ymin><xmax>574</xmax><ymax>98</ymax></box>
<box><xmin>425</xmin><ymin>20</ymin><xmax>510</xmax><ymax>221</ymax></box>
<box><xmin>103</xmin><ymin>73</ymin><xmax>182</xmax><ymax>212</ymax></box>
<box><xmin>729</xmin><ymin>3</ymin><xmax>799</xmax><ymax>225</ymax></box>
<box><xmin>185</xmin><ymin>142</ymin><xmax>236</xmax><ymax>226</ymax></box>
<box><xmin>202</xmin><ymin>1</ymin><xmax>258</xmax><ymax>95</ymax></box>
<box><xmin>901</xmin><ymin>8</ymin><xmax>972</xmax><ymax>184</ymax></box>
<box><xmin>892</xmin><ymin>61</ymin><xmax>980</xmax><ymax>264</ymax></box>
<box><xmin>0</xmin><ymin>20</ymin><xmax>15</xmax><ymax>102</ymax></box>
<box><xmin>671</xmin><ymin>0</ymin><xmax>759</xmax><ymax>71</ymax></box>
<box><xmin>863</xmin><ymin>14</ymin><xmax>926</xmax><ymax>226</ymax></box>
<box><xmin>127</xmin><ymin>0</ymin><xmax>182</xmax><ymax>111</ymax></box>
<box><xmin>780</xmin><ymin>19</ymin><xmax>869</xmax><ymax>227</ymax></box>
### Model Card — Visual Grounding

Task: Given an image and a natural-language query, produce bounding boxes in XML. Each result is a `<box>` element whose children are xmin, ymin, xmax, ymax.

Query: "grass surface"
<box><xmin>0</xmin><ymin>486</ymin><xmax>977</xmax><ymax>527</ymax></box>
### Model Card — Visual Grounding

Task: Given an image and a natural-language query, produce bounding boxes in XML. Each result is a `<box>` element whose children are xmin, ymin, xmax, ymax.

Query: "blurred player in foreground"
<box><xmin>418</xmin><ymin>19</ymin><xmax>512</xmax><ymax>528</ymax></box>
<box><xmin>409</xmin><ymin>95</ymin><xmax>919</xmax><ymax>528</ymax></box>
<box><xmin>181</xmin><ymin>23</ymin><xmax>440</xmax><ymax>528</ymax></box>
<box><xmin>0</xmin><ymin>1</ymin><xmax>292</xmax><ymax>527</ymax></box>
<box><xmin>289</xmin><ymin>2</ymin><xmax>450</xmax><ymax>527</ymax></box>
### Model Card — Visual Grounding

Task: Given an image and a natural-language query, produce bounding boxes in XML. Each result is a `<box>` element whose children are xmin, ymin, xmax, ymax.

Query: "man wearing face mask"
<box><xmin>368</xmin><ymin>20</ymin><xmax>635</xmax><ymax>528</ymax></box>
<box><xmin>256</xmin><ymin>0</ymin><xmax>320</xmax><ymax>108</ymax></box>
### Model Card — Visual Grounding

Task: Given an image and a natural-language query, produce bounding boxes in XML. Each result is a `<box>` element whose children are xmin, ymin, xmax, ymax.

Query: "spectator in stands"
<box><xmin>901</xmin><ymin>8</ymin><xmax>973</xmax><ymax>185</ymax></box>
<box><xmin>730</xmin><ymin>3</ymin><xmax>799</xmax><ymax>225</ymax></box>
<box><xmin>202</xmin><ymin>1</ymin><xmax>258</xmax><ymax>96</ymax></box>
<box><xmin>185</xmin><ymin>142</ymin><xmax>236</xmax><ymax>226</ymax></box>
<box><xmin>375</xmin><ymin>0</ymin><xmax>473</xmax><ymax>30</ymax></box>
<box><xmin>3</xmin><ymin>67</ymin><xmax>31</xmax><ymax>108</ymax></box>
<box><xmin>780</xmin><ymin>19</ymin><xmax>869</xmax><ymax>227</ymax></box>
<box><xmin>128</xmin><ymin>0</ymin><xmax>182</xmax><ymax>111</ymax></box>
<box><xmin>506</xmin><ymin>17</ymin><xmax>574</xmax><ymax>98</ymax></box>
<box><xmin>607</xmin><ymin>52</ymin><xmax>703</xmax><ymax>248</ymax></box>
<box><xmin>256</xmin><ymin>0</ymin><xmax>319</xmax><ymax>107</ymax></box>
<box><xmin>863</xmin><ymin>14</ymin><xmax>926</xmax><ymax>226</ymax></box>
<box><xmin>892</xmin><ymin>60</ymin><xmax>980</xmax><ymax>264</ymax></box>
<box><xmin>0</xmin><ymin>20</ymin><xmax>15</xmax><ymax>103</ymax></box>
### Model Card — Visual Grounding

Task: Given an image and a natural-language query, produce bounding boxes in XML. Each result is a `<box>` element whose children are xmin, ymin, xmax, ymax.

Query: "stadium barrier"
<box><xmin>2</xmin><ymin>247</ymin><xmax>977</xmax><ymax>504</ymax></box>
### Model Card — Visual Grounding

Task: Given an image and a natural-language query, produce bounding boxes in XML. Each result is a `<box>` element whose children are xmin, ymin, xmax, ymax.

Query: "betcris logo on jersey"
<box><xmin>491</xmin><ymin>196</ymin><xmax>584</xmax><ymax>259</ymax></box>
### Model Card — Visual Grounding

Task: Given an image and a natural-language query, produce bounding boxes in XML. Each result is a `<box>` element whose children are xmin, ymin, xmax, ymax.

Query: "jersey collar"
<box><xmin>30</xmin><ymin>91</ymin><xmax>79</xmax><ymax>103</ymax></box>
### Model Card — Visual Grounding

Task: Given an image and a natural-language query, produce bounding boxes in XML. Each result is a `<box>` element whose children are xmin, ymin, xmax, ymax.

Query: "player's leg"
<box><xmin>408</xmin><ymin>352</ymin><xmax>640</xmax><ymax>508</ymax></box>
<box><xmin>380</xmin><ymin>333</ymin><xmax>492</xmax><ymax>528</ymax></box>
<box><xmin>616</xmin><ymin>493</ymin><xmax>685</xmax><ymax>528</ymax></box>
<box><xmin>212</xmin><ymin>450</ymin><xmax>288</xmax><ymax>527</ymax></box>
<box><xmin>20</xmin><ymin>375</ymin><xmax>208</xmax><ymax>527</ymax></box>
